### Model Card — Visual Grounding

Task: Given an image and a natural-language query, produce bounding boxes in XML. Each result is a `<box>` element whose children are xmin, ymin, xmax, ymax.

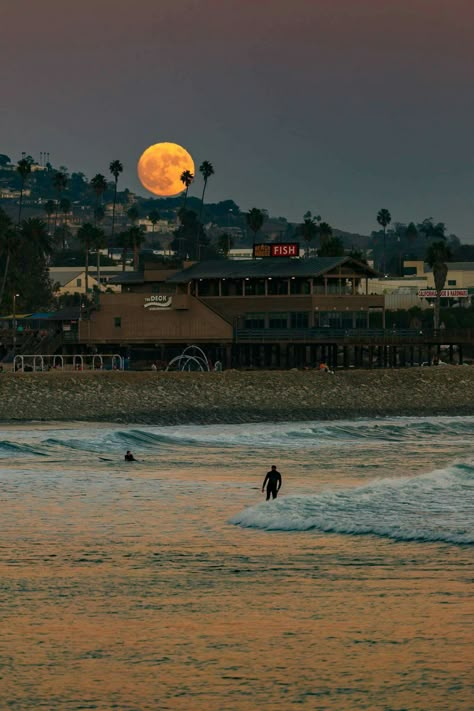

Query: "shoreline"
<box><xmin>2</xmin><ymin>368</ymin><xmax>474</xmax><ymax>425</ymax></box>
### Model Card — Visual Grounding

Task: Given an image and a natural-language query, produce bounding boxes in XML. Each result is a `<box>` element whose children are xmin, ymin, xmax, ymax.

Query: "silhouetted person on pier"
<box><xmin>124</xmin><ymin>450</ymin><xmax>136</xmax><ymax>461</ymax></box>
<box><xmin>262</xmin><ymin>465</ymin><xmax>282</xmax><ymax>500</ymax></box>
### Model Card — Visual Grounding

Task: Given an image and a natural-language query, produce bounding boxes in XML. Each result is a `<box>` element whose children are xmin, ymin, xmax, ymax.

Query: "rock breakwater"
<box><xmin>1</xmin><ymin>368</ymin><xmax>474</xmax><ymax>425</ymax></box>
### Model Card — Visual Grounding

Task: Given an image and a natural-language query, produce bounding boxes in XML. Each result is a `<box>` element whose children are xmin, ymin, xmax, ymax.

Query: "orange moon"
<box><xmin>137</xmin><ymin>142</ymin><xmax>194</xmax><ymax>197</ymax></box>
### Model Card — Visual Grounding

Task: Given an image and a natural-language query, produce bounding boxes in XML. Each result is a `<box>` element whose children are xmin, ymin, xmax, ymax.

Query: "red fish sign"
<box><xmin>253</xmin><ymin>243</ymin><xmax>299</xmax><ymax>258</ymax></box>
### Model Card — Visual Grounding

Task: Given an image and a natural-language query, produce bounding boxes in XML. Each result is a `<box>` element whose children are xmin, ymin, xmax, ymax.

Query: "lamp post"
<box><xmin>12</xmin><ymin>292</ymin><xmax>19</xmax><ymax>357</ymax></box>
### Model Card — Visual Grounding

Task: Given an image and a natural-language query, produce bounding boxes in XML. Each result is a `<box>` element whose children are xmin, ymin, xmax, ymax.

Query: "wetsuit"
<box><xmin>262</xmin><ymin>469</ymin><xmax>282</xmax><ymax>500</ymax></box>
<box><xmin>125</xmin><ymin>453</ymin><xmax>136</xmax><ymax>461</ymax></box>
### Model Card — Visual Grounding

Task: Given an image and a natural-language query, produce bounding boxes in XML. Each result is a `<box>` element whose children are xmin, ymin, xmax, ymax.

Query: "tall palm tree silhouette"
<box><xmin>43</xmin><ymin>199</ymin><xmax>55</xmax><ymax>234</ymax></box>
<box><xmin>90</xmin><ymin>174</ymin><xmax>108</xmax><ymax>226</ymax></box>
<box><xmin>109</xmin><ymin>160</ymin><xmax>123</xmax><ymax>240</ymax></box>
<box><xmin>377</xmin><ymin>208</ymin><xmax>391</xmax><ymax>275</ymax></box>
<box><xmin>180</xmin><ymin>170</ymin><xmax>194</xmax><ymax>210</ymax></box>
<box><xmin>0</xmin><ymin>209</ymin><xmax>15</xmax><ymax>307</ymax></box>
<box><xmin>246</xmin><ymin>208</ymin><xmax>265</xmax><ymax>256</ymax></box>
<box><xmin>16</xmin><ymin>157</ymin><xmax>32</xmax><ymax>226</ymax></box>
<box><xmin>426</xmin><ymin>240</ymin><xmax>451</xmax><ymax>331</ymax></box>
<box><xmin>59</xmin><ymin>198</ymin><xmax>71</xmax><ymax>249</ymax></box>
<box><xmin>52</xmin><ymin>170</ymin><xmax>68</xmax><ymax>235</ymax></box>
<box><xmin>148</xmin><ymin>209</ymin><xmax>160</xmax><ymax>232</ymax></box>
<box><xmin>198</xmin><ymin>161</ymin><xmax>214</xmax><ymax>223</ymax></box>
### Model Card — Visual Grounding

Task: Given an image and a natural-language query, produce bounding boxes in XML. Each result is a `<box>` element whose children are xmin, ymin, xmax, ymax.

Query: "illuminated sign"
<box><xmin>144</xmin><ymin>295</ymin><xmax>173</xmax><ymax>309</ymax></box>
<box><xmin>418</xmin><ymin>289</ymin><xmax>468</xmax><ymax>298</ymax></box>
<box><xmin>253</xmin><ymin>242</ymin><xmax>299</xmax><ymax>258</ymax></box>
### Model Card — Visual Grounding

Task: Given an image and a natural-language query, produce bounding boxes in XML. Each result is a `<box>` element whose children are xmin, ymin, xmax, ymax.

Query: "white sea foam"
<box><xmin>230</xmin><ymin>462</ymin><xmax>474</xmax><ymax>545</ymax></box>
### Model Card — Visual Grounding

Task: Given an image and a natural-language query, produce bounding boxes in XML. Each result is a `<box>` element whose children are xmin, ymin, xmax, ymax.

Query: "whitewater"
<box><xmin>1</xmin><ymin>416</ymin><xmax>473</xmax><ymax>710</ymax></box>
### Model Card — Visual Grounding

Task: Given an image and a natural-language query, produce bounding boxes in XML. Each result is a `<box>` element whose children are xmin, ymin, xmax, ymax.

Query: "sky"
<box><xmin>2</xmin><ymin>0</ymin><xmax>474</xmax><ymax>239</ymax></box>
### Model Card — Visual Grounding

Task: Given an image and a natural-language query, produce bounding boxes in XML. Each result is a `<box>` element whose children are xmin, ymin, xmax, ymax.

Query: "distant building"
<box><xmin>49</xmin><ymin>266</ymin><xmax>133</xmax><ymax>296</ymax></box>
<box><xmin>76</xmin><ymin>256</ymin><xmax>383</xmax><ymax>368</ymax></box>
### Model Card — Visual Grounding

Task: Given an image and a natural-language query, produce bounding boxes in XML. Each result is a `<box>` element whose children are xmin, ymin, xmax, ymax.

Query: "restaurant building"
<box><xmin>78</xmin><ymin>256</ymin><xmax>385</xmax><ymax>368</ymax></box>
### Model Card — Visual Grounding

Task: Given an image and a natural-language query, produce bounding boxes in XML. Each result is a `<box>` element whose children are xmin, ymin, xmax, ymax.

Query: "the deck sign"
<box><xmin>144</xmin><ymin>295</ymin><xmax>173</xmax><ymax>309</ymax></box>
<box><xmin>253</xmin><ymin>242</ymin><xmax>299</xmax><ymax>258</ymax></box>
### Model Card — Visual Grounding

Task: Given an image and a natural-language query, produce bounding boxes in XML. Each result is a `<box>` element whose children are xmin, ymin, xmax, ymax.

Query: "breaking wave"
<box><xmin>230</xmin><ymin>461</ymin><xmax>474</xmax><ymax>545</ymax></box>
<box><xmin>1</xmin><ymin>416</ymin><xmax>474</xmax><ymax>457</ymax></box>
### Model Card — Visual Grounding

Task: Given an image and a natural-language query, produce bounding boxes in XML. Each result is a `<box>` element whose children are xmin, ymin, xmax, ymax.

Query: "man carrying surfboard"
<box><xmin>262</xmin><ymin>465</ymin><xmax>282</xmax><ymax>500</ymax></box>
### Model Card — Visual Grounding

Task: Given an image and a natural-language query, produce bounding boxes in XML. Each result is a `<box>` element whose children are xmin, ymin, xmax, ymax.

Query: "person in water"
<box><xmin>124</xmin><ymin>450</ymin><xmax>136</xmax><ymax>461</ymax></box>
<box><xmin>262</xmin><ymin>465</ymin><xmax>282</xmax><ymax>500</ymax></box>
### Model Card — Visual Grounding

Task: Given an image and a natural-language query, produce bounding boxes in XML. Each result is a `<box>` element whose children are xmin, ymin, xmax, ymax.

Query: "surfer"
<box><xmin>262</xmin><ymin>465</ymin><xmax>282</xmax><ymax>501</ymax></box>
<box><xmin>124</xmin><ymin>450</ymin><xmax>136</xmax><ymax>461</ymax></box>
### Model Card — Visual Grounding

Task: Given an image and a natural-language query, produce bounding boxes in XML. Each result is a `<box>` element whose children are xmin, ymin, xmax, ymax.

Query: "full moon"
<box><xmin>137</xmin><ymin>142</ymin><xmax>195</xmax><ymax>197</ymax></box>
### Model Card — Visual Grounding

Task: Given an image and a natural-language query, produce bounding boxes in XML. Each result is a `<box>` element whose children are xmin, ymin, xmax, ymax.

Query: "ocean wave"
<box><xmin>0</xmin><ymin>440</ymin><xmax>49</xmax><ymax>457</ymax></box>
<box><xmin>230</xmin><ymin>461</ymin><xmax>474</xmax><ymax>545</ymax></box>
<box><xmin>1</xmin><ymin>415</ymin><xmax>474</xmax><ymax>458</ymax></box>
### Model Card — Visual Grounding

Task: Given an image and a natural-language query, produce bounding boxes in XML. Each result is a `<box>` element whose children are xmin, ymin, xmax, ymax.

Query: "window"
<box><xmin>290</xmin><ymin>312</ymin><xmax>309</xmax><ymax>329</ymax></box>
<box><xmin>319</xmin><ymin>311</ymin><xmax>342</xmax><ymax>328</ymax></box>
<box><xmin>244</xmin><ymin>279</ymin><xmax>265</xmax><ymax>296</ymax></box>
<box><xmin>267</xmin><ymin>279</ymin><xmax>288</xmax><ymax>295</ymax></box>
<box><xmin>269</xmin><ymin>312</ymin><xmax>288</xmax><ymax>329</ymax></box>
<box><xmin>76</xmin><ymin>278</ymin><xmax>82</xmax><ymax>287</ymax></box>
<box><xmin>114</xmin><ymin>317</ymin><xmax>122</xmax><ymax>328</ymax></box>
<box><xmin>290</xmin><ymin>279</ymin><xmax>311</xmax><ymax>295</ymax></box>
<box><xmin>448</xmin><ymin>280</ymin><xmax>457</xmax><ymax>286</ymax></box>
<box><xmin>244</xmin><ymin>313</ymin><xmax>265</xmax><ymax>329</ymax></box>
<box><xmin>355</xmin><ymin>312</ymin><xmax>368</xmax><ymax>328</ymax></box>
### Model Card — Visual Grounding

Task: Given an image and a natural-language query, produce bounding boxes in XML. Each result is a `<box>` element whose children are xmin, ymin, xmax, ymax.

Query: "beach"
<box><xmin>2</xmin><ymin>367</ymin><xmax>474</xmax><ymax>424</ymax></box>
<box><xmin>1</xmin><ymin>417</ymin><xmax>473</xmax><ymax>710</ymax></box>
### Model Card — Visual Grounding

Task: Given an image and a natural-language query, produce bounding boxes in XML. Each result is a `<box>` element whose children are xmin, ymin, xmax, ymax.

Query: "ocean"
<box><xmin>1</xmin><ymin>417</ymin><xmax>473</xmax><ymax>710</ymax></box>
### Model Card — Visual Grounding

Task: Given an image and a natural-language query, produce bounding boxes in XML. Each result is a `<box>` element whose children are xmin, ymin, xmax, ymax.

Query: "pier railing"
<box><xmin>234</xmin><ymin>328</ymin><xmax>474</xmax><ymax>344</ymax></box>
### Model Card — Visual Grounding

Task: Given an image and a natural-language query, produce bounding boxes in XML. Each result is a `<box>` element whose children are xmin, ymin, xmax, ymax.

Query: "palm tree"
<box><xmin>109</xmin><ymin>160</ymin><xmax>123</xmax><ymax>240</ymax></box>
<box><xmin>198</xmin><ymin>161</ymin><xmax>214</xmax><ymax>223</ymax></box>
<box><xmin>16</xmin><ymin>157</ymin><xmax>33</xmax><ymax>225</ymax></box>
<box><xmin>299</xmin><ymin>213</ymin><xmax>320</xmax><ymax>258</ymax></box>
<box><xmin>246</xmin><ymin>208</ymin><xmax>265</xmax><ymax>255</ymax></box>
<box><xmin>406</xmin><ymin>222</ymin><xmax>418</xmax><ymax>243</ymax></box>
<box><xmin>77</xmin><ymin>223</ymin><xmax>98</xmax><ymax>297</ymax></box>
<box><xmin>43</xmin><ymin>199</ymin><xmax>56</xmax><ymax>234</ymax></box>
<box><xmin>318</xmin><ymin>236</ymin><xmax>345</xmax><ymax>257</ymax></box>
<box><xmin>148</xmin><ymin>209</ymin><xmax>160</xmax><ymax>232</ymax></box>
<box><xmin>94</xmin><ymin>205</ymin><xmax>106</xmax><ymax>225</ymax></box>
<box><xmin>127</xmin><ymin>205</ymin><xmax>139</xmax><ymax>226</ymax></box>
<box><xmin>426</xmin><ymin>240</ymin><xmax>451</xmax><ymax>331</ymax></box>
<box><xmin>59</xmin><ymin>198</ymin><xmax>71</xmax><ymax>249</ymax></box>
<box><xmin>117</xmin><ymin>230</ymin><xmax>132</xmax><ymax>271</ymax></box>
<box><xmin>180</xmin><ymin>170</ymin><xmax>194</xmax><ymax>209</ymax></box>
<box><xmin>318</xmin><ymin>221</ymin><xmax>333</xmax><ymax>249</ymax></box>
<box><xmin>377</xmin><ymin>208</ymin><xmax>392</xmax><ymax>275</ymax></box>
<box><xmin>20</xmin><ymin>217</ymin><xmax>53</xmax><ymax>258</ymax></box>
<box><xmin>129</xmin><ymin>226</ymin><xmax>146</xmax><ymax>270</ymax></box>
<box><xmin>90</xmin><ymin>174</ymin><xmax>108</xmax><ymax>225</ymax></box>
<box><xmin>52</xmin><ymin>170</ymin><xmax>68</xmax><ymax>233</ymax></box>
<box><xmin>0</xmin><ymin>209</ymin><xmax>15</xmax><ymax>307</ymax></box>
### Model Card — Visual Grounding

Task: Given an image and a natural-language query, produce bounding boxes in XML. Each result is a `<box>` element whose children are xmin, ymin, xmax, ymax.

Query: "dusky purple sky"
<box><xmin>2</xmin><ymin>0</ymin><xmax>474</xmax><ymax>238</ymax></box>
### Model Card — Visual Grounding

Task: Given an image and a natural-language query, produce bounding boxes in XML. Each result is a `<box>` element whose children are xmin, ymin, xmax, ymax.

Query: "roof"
<box><xmin>49</xmin><ymin>268</ymin><xmax>128</xmax><ymax>286</ymax></box>
<box><xmin>108</xmin><ymin>271</ymin><xmax>145</xmax><ymax>285</ymax></box>
<box><xmin>166</xmin><ymin>257</ymin><xmax>379</xmax><ymax>283</ymax></box>
<box><xmin>50</xmin><ymin>270</ymin><xmax>83</xmax><ymax>286</ymax></box>
<box><xmin>425</xmin><ymin>262</ymin><xmax>474</xmax><ymax>272</ymax></box>
<box><xmin>47</xmin><ymin>307</ymin><xmax>82</xmax><ymax>321</ymax></box>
